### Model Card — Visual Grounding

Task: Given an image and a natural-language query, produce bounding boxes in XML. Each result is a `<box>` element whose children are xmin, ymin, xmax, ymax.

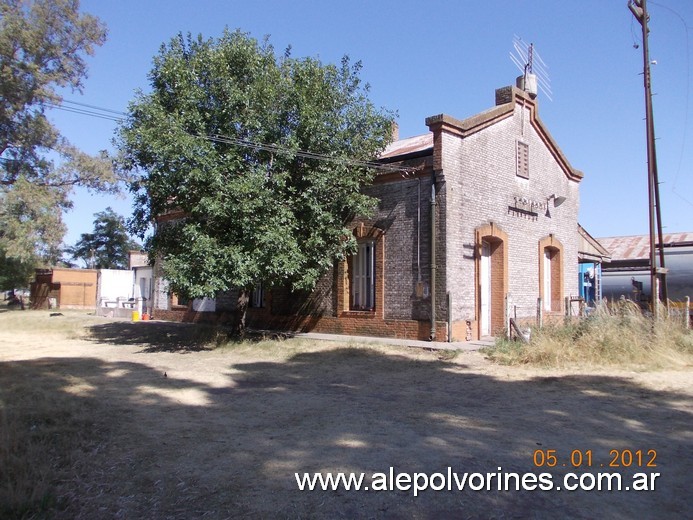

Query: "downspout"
<box><xmin>430</xmin><ymin>169</ymin><xmax>438</xmax><ymax>341</ymax></box>
<box><xmin>417</xmin><ymin>178</ymin><xmax>421</xmax><ymax>285</ymax></box>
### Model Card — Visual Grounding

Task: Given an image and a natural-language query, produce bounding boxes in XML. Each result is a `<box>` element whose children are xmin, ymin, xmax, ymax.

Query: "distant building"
<box><xmin>128</xmin><ymin>250</ymin><xmax>153</xmax><ymax>316</ymax></box>
<box><xmin>598</xmin><ymin>232</ymin><xmax>693</xmax><ymax>303</ymax></box>
<box><xmin>128</xmin><ymin>250</ymin><xmax>149</xmax><ymax>269</ymax></box>
<box><xmin>30</xmin><ymin>268</ymin><xmax>97</xmax><ymax>309</ymax></box>
<box><xmin>578</xmin><ymin>225</ymin><xmax>611</xmax><ymax>305</ymax></box>
<box><xmin>29</xmin><ymin>251</ymin><xmax>155</xmax><ymax>316</ymax></box>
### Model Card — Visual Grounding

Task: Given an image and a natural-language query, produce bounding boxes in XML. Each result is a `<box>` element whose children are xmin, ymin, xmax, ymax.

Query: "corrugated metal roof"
<box><xmin>597</xmin><ymin>233</ymin><xmax>693</xmax><ymax>261</ymax></box>
<box><xmin>380</xmin><ymin>133</ymin><xmax>433</xmax><ymax>159</ymax></box>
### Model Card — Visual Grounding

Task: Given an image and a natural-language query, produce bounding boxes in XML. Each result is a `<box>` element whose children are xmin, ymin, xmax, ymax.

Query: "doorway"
<box><xmin>476</xmin><ymin>223</ymin><xmax>508</xmax><ymax>339</ymax></box>
<box><xmin>480</xmin><ymin>241</ymin><xmax>491</xmax><ymax>336</ymax></box>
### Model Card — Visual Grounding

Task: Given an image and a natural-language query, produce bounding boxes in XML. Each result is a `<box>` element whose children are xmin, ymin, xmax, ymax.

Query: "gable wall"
<box><xmin>442</xmin><ymin>103</ymin><xmax>580</xmax><ymax>333</ymax></box>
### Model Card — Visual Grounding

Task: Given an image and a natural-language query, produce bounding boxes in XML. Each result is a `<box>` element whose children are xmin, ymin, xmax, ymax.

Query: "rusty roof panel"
<box><xmin>380</xmin><ymin>133</ymin><xmax>433</xmax><ymax>159</ymax></box>
<box><xmin>597</xmin><ymin>233</ymin><xmax>693</xmax><ymax>261</ymax></box>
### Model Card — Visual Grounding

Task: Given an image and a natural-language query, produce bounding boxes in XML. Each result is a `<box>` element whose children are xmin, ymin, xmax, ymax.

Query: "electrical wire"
<box><xmin>48</xmin><ymin>99</ymin><xmax>414</xmax><ymax>175</ymax></box>
<box><xmin>649</xmin><ymin>1</ymin><xmax>692</xmax><ymax>208</ymax></box>
<box><xmin>61</xmin><ymin>99</ymin><xmax>128</xmax><ymax>116</ymax></box>
<box><xmin>46</xmin><ymin>102</ymin><xmax>124</xmax><ymax>122</ymax></box>
<box><xmin>204</xmin><ymin>134</ymin><xmax>408</xmax><ymax>173</ymax></box>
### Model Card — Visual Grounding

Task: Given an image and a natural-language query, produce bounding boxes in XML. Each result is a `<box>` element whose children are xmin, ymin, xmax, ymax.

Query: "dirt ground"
<box><xmin>1</xmin><ymin>312</ymin><xmax>691</xmax><ymax>519</ymax></box>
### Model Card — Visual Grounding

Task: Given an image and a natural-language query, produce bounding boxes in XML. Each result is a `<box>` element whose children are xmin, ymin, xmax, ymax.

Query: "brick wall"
<box><xmin>368</xmin><ymin>176</ymin><xmax>435</xmax><ymax>322</ymax></box>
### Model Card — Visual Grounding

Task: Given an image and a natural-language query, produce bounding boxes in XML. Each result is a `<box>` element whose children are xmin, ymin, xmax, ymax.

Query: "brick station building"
<box><xmin>152</xmin><ymin>84</ymin><xmax>595</xmax><ymax>342</ymax></box>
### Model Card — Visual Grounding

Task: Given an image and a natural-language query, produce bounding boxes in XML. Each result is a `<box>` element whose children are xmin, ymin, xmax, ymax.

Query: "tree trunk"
<box><xmin>236</xmin><ymin>287</ymin><xmax>250</xmax><ymax>337</ymax></box>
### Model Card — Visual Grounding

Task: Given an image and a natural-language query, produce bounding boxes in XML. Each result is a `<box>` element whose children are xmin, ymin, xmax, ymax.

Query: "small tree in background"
<box><xmin>67</xmin><ymin>207</ymin><xmax>141</xmax><ymax>269</ymax></box>
<box><xmin>117</xmin><ymin>29</ymin><xmax>395</xmax><ymax>331</ymax></box>
<box><xmin>0</xmin><ymin>251</ymin><xmax>35</xmax><ymax>291</ymax></box>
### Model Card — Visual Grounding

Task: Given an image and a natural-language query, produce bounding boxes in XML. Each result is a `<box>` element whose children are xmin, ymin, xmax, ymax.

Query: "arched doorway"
<box><xmin>539</xmin><ymin>235</ymin><xmax>564</xmax><ymax>313</ymax></box>
<box><xmin>475</xmin><ymin>224</ymin><xmax>508</xmax><ymax>337</ymax></box>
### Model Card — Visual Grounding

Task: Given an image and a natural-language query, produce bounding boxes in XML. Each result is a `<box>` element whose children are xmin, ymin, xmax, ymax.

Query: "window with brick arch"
<box><xmin>351</xmin><ymin>240</ymin><xmax>375</xmax><ymax>310</ymax></box>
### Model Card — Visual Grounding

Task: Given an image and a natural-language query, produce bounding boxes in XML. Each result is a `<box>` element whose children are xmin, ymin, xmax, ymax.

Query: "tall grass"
<box><xmin>485</xmin><ymin>301</ymin><xmax>693</xmax><ymax>369</ymax></box>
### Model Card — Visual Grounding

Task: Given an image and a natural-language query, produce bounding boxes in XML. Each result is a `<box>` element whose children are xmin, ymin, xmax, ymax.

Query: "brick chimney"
<box><xmin>495</xmin><ymin>85</ymin><xmax>535</xmax><ymax>106</ymax></box>
<box><xmin>495</xmin><ymin>86</ymin><xmax>514</xmax><ymax>106</ymax></box>
<box><xmin>391</xmin><ymin>121</ymin><xmax>399</xmax><ymax>141</ymax></box>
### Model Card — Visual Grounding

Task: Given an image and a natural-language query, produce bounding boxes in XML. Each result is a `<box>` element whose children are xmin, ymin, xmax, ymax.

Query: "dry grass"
<box><xmin>0</xmin><ymin>309</ymin><xmax>337</xmax><ymax>518</ymax></box>
<box><xmin>485</xmin><ymin>300</ymin><xmax>693</xmax><ymax>369</ymax></box>
<box><xmin>0</xmin><ymin>365</ymin><xmax>106</xmax><ymax>518</ymax></box>
<box><xmin>0</xmin><ymin>308</ymin><xmax>93</xmax><ymax>337</ymax></box>
<box><xmin>2</xmin><ymin>307</ymin><xmax>691</xmax><ymax>518</ymax></box>
<box><xmin>0</xmin><ymin>310</ymin><xmax>81</xmax><ymax>516</ymax></box>
<box><xmin>0</xmin><ymin>311</ymin><xmax>143</xmax><ymax>518</ymax></box>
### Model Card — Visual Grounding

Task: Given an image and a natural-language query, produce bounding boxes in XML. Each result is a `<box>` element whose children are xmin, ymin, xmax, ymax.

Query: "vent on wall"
<box><xmin>516</xmin><ymin>141</ymin><xmax>529</xmax><ymax>179</ymax></box>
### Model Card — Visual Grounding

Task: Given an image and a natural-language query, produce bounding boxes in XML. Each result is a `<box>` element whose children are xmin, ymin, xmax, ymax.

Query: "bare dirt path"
<box><xmin>1</xmin><ymin>313</ymin><xmax>691</xmax><ymax>519</ymax></box>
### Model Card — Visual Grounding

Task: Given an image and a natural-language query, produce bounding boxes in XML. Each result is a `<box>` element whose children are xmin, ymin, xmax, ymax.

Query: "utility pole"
<box><xmin>628</xmin><ymin>0</ymin><xmax>668</xmax><ymax>317</ymax></box>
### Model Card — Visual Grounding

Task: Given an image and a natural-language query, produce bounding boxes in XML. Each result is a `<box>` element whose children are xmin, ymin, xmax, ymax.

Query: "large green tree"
<box><xmin>67</xmin><ymin>207</ymin><xmax>141</xmax><ymax>269</ymax></box>
<box><xmin>0</xmin><ymin>0</ymin><xmax>117</xmax><ymax>287</ymax></box>
<box><xmin>117</xmin><ymin>30</ymin><xmax>394</xmax><ymax>328</ymax></box>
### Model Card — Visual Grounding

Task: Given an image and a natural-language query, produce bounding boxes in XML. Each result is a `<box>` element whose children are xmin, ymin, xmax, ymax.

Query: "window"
<box><xmin>171</xmin><ymin>293</ymin><xmax>189</xmax><ymax>307</ymax></box>
<box><xmin>250</xmin><ymin>282</ymin><xmax>264</xmax><ymax>308</ymax></box>
<box><xmin>351</xmin><ymin>241</ymin><xmax>375</xmax><ymax>310</ymax></box>
<box><xmin>516</xmin><ymin>141</ymin><xmax>529</xmax><ymax>179</ymax></box>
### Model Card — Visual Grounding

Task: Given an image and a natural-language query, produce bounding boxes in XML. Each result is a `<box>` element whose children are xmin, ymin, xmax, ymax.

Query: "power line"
<box><xmin>649</xmin><ymin>1</ymin><xmax>691</xmax><ymax>204</ymax></box>
<box><xmin>204</xmin><ymin>134</ymin><xmax>409</xmax><ymax>174</ymax></box>
<box><xmin>48</xmin><ymin>98</ymin><xmax>413</xmax><ymax>174</ymax></box>
<box><xmin>62</xmin><ymin>99</ymin><xmax>128</xmax><ymax>116</ymax></box>
<box><xmin>46</xmin><ymin>102</ymin><xmax>124</xmax><ymax>122</ymax></box>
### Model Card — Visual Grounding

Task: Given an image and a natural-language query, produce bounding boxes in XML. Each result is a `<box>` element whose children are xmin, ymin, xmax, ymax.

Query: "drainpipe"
<box><xmin>430</xmin><ymin>170</ymin><xmax>438</xmax><ymax>341</ymax></box>
<box><xmin>447</xmin><ymin>291</ymin><xmax>452</xmax><ymax>342</ymax></box>
<box><xmin>417</xmin><ymin>178</ymin><xmax>421</xmax><ymax>286</ymax></box>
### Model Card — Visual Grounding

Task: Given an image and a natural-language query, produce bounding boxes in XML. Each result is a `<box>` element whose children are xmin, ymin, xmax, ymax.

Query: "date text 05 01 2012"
<box><xmin>533</xmin><ymin>449</ymin><xmax>657</xmax><ymax>469</ymax></box>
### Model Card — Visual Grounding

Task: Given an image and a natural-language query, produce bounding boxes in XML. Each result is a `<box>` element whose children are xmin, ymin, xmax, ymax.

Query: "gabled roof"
<box><xmin>379</xmin><ymin>86</ymin><xmax>584</xmax><ymax>182</ymax></box>
<box><xmin>425</xmin><ymin>86</ymin><xmax>584</xmax><ymax>182</ymax></box>
<box><xmin>424</xmin><ymin>103</ymin><xmax>517</xmax><ymax>138</ymax></box>
<box><xmin>598</xmin><ymin>232</ymin><xmax>693</xmax><ymax>261</ymax></box>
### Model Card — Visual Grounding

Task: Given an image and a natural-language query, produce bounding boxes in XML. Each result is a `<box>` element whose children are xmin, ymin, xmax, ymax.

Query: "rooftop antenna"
<box><xmin>510</xmin><ymin>36</ymin><xmax>552</xmax><ymax>101</ymax></box>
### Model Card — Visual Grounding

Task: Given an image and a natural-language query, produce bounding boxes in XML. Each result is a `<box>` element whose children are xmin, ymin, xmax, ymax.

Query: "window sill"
<box><xmin>341</xmin><ymin>310</ymin><xmax>376</xmax><ymax>318</ymax></box>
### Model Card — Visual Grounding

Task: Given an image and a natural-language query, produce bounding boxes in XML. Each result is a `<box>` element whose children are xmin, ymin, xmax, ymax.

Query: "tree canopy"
<box><xmin>67</xmin><ymin>207</ymin><xmax>141</xmax><ymax>269</ymax></box>
<box><xmin>0</xmin><ymin>0</ymin><xmax>117</xmax><ymax>285</ymax></box>
<box><xmin>118</xmin><ymin>30</ymin><xmax>395</xmax><ymax>303</ymax></box>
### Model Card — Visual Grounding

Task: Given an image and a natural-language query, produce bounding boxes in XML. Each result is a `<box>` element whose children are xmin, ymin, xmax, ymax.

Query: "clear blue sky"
<box><xmin>51</xmin><ymin>0</ymin><xmax>693</xmax><ymax>247</ymax></box>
